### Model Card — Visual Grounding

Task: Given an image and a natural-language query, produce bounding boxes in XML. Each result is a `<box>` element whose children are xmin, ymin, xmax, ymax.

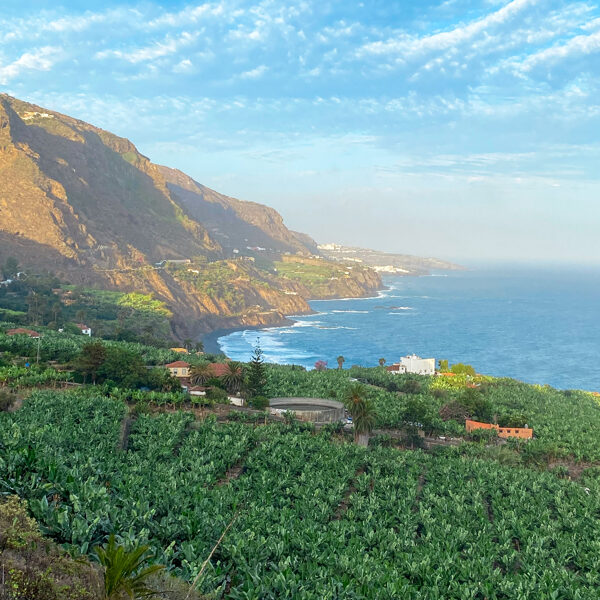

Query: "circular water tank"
<box><xmin>269</xmin><ymin>397</ymin><xmax>345</xmax><ymax>423</ymax></box>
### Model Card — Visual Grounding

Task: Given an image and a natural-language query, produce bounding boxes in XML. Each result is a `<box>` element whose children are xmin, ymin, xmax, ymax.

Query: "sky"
<box><xmin>1</xmin><ymin>0</ymin><xmax>600</xmax><ymax>263</ymax></box>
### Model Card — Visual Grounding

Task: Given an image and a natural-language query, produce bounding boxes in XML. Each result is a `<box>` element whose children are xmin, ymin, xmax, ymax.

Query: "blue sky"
<box><xmin>2</xmin><ymin>0</ymin><xmax>600</xmax><ymax>263</ymax></box>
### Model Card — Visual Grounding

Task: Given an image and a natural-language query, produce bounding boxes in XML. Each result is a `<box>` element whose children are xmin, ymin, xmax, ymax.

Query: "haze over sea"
<box><xmin>218</xmin><ymin>265</ymin><xmax>600</xmax><ymax>391</ymax></box>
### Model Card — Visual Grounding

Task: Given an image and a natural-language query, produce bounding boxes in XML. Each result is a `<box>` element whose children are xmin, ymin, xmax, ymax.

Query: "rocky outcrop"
<box><xmin>0</xmin><ymin>94</ymin><xmax>383</xmax><ymax>337</ymax></box>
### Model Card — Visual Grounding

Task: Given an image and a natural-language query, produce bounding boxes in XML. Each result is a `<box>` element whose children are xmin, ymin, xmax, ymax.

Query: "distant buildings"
<box><xmin>386</xmin><ymin>354</ymin><xmax>436</xmax><ymax>375</ymax></box>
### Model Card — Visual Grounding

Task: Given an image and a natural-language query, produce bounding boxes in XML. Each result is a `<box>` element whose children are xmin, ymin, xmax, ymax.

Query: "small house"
<box><xmin>465</xmin><ymin>419</ymin><xmax>533</xmax><ymax>440</ymax></box>
<box><xmin>165</xmin><ymin>361</ymin><xmax>191</xmax><ymax>378</ymax></box>
<box><xmin>386</xmin><ymin>355</ymin><xmax>436</xmax><ymax>376</ymax></box>
<box><xmin>76</xmin><ymin>324</ymin><xmax>92</xmax><ymax>336</ymax></box>
<box><xmin>169</xmin><ymin>347</ymin><xmax>189</xmax><ymax>354</ymax></box>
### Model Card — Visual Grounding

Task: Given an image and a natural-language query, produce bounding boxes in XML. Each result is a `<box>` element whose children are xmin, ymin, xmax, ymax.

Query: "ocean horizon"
<box><xmin>217</xmin><ymin>264</ymin><xmax>600</xmax><ymax>391</ymax></box>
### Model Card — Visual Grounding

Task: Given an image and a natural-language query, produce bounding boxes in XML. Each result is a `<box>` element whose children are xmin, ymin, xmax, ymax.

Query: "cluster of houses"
<box><xmin>164</xmin><ymin>360</ymin><xmax>244</xmax><ymax>405</ymax></box>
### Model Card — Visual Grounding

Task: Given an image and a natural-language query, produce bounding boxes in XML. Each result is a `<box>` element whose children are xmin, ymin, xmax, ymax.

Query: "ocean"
<box><xmin>217</xmin><ymin>265</ymin><xmax>600</xmax><ymax>391</ymax></box>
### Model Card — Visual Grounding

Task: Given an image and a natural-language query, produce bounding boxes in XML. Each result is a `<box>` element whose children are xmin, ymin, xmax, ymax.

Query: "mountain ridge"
<box><xmin>0</xmin><ymin>94</ymin><xmax>380</xmax><ymax>338</ymax></box>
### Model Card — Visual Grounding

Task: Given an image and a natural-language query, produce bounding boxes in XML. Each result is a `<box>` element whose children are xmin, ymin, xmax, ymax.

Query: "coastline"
<box><xmin>202</xmin><ymin>285</ymin><xmax>390</xmax><ymax>355</ymax></box>
<box><xmin>202</xmin><ymin>324</ymin><xmax>280</xmax><ymax>355</ymax></box>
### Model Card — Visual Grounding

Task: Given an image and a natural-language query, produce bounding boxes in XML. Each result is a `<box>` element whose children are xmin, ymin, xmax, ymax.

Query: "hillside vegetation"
<box><xmin>0</xmin><ymin>94</ymin><xmax>384</xmax><ymax>337</ymax></box>
<box><xmin>1</xmin><ymin>326</ymin><xmax>600</xmax><ymax>599</ymax></box>
<box><xmin>1</xmin><ymin>390</ymin><xmax>599</xmax><ymax>599</ymax></box>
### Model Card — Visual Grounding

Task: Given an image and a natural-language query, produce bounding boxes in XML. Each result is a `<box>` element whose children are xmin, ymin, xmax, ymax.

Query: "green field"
<box><xmin>1</xmin><ymin>387</ymin><xmax>600</xmax><ymax>599</ymax></box>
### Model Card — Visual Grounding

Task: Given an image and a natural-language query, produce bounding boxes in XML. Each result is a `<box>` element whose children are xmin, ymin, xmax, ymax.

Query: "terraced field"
<box><xmin>1</xmin><ymin>390</ymin><xmax>599</xmax><ymax>598</ymax></box>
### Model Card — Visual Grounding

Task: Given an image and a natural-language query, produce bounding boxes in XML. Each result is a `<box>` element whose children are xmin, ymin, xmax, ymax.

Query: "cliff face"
<box><xmin>0</xmin><ymin>94</ymin><xmax>382</xmax><ymax>336</ymax></box>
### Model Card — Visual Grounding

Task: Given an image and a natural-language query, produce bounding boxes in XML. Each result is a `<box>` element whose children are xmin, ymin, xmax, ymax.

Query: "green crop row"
<box><xmin>1</xmin><ymin>391</ymin><xmax>599</xmax><ymax>598</ymax></box>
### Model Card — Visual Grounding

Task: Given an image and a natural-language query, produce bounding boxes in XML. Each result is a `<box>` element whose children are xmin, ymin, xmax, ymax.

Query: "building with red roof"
<box><xmin>165</xmin><ymin>361</ymin><xmax>191</xmax><ymax>378</ymax></box>
<box><xmin>6</xmin><ymin>328</ymin><xmax>40</xmax><ymax>338</ymax></box>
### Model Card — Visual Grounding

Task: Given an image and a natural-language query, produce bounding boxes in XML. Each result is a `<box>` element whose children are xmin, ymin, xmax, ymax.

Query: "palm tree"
<box><xmin>336</xmin><ymin>355</ymin><xmax>345</xmax><ymax>370</ymax></box>
<box><xmin>378</xmin><ymin>358</ymin><xmax>386</xmax><ymax>367</ymax></box>
<box><xmin>189</xmin><ymin>363</ymin><xmax>215</xmax><ymax>387</ymax></box>
<box><xmin>344</xmin><ymin>383</ymin><xmax>377</xmax><ymax>446</ymax></box>
<box><xmin>95</xmin><ymin>535</ymin><xmax>164</xmax><ymax>599</ymax></box>
<box><xmin>353</xmin><ymin>399</ymin><xmax>376</xmax><ymax>446</ymax></box>
<box><xmin>222</xmin><ymin>361</ymin><xmax>244</xmax><ymax>395</ymax></box>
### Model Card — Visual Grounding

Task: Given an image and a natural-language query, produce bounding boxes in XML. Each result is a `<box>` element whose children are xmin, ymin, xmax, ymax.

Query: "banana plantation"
<box><xmin>1</xmin><ymin>390</ymin><xmax>599</xmax><ymax>599</ymax></box>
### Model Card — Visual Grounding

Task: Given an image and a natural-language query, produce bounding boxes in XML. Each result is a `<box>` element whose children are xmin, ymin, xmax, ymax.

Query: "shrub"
<box><xmin>0</xmin><ymin>389</ymin><xmax>15</xmax><ymax>411</ymax></box>
<box><xmin>439</xmin><ymin>400</ymin><xmax>471</xmax><ymax>422</ymax></box>
<box><xmin>205</xmin><ymin>386</ymin><xmax>228</xmax><ymax>403</ymax></box>
<box><xmin>468</xmin><ymin>427</ymin><xmax>499</xmax><ymax>443</ymax></box>
<box><xmin>250</xmin><ymin>395</ymin><xmax>269</xmax><ymax>410</ymax></box>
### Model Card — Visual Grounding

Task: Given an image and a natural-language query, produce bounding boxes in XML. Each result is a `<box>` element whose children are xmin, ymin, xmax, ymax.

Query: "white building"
<box><xmin>77</xmin><ymin>324</ymin><xmax>92</xmax><ymax>336</ymax></box>
<box><xmin>387</xmin><ymin>354</ymin><xmax>436</xmax><ymax>375</ymax></box>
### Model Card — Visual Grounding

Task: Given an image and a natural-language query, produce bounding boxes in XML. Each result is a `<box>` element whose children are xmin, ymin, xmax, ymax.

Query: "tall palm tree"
<box><xmin>378</xmin><ymin>358</ymin><xmax>386</xmax><ymax>367</ymax></box>
<box><xmin>344</xmin><ymin>383</ymin><xmax>377</xmax><ymax>445</ymax></box>
<box><xmin>222</xmin><ymin>361</ymin><xmax>244</xmax><ymax>395</ymax></box>
<box><xmin>337</xmin><ymin>355</ymin><xmax>346</xmax><ymax>370</ymax></box>
<box><xmin>189</xmin><ymin>363</ymin><xmax>215</xmax><ymax>387</ymax></box>
<box><xmin>95</xmin><ymin>535</ymin><xmax>164</xmax><ymax>599</ymax></box>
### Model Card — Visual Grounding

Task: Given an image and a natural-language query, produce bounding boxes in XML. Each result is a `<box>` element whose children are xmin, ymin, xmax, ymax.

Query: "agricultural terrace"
<box><xmin>1</xmin><ymin>390</ymin><xmax>599</xmax><ymax>599</ymax></box>
<box><xmin>265</xmin><ymin>364</ymin><xmax>600</xmax><ymax>462</ymax></box>
<box><xmin>0</xmin><ymin>324</ymin><xmax>209</xmax><ymax>366</ymax></box>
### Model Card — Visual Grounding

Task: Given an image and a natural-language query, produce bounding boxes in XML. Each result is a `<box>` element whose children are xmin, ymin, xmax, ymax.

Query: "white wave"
<box><xmin>317</xmin><ymin>326</ymin><xmax>357</xmax><ymax>330</ymax></box>
<box><xmin>390</xmin><ymin>306</ymin><xmax>413</xmax><ymax>310</ymax></box>
<box><xmin>292</xmin><ymin>320</ymin><xmax>322</xmax><ymax>328</ymax></box>
<box><xmin>331</xmin><ymin>309</ymin><xmax>369</xmax><ymax>314</ymax></box>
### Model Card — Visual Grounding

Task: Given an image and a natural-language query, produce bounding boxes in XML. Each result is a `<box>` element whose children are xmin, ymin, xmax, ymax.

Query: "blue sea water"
<box><xmin>218</xmin><ymin>265</ymin><xmax>600</xmax><ymax>391</ymax></box>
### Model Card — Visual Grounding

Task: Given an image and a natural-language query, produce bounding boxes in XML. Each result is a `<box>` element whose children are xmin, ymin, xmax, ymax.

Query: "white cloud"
<box><xmin>358</xmin><ymin>0</ymin><xmax>537</xmax><ymax>57</ymax></box>
<box><xmin>146</xmin><ymin>3</ymin><xmax>227</xmax><ymax>28</ymax></box>
<box><xmin>95</xmin><ymin>31</ymin><xmax>199</xmax><ymax>64</ymax></box>
<box><xmin>239</xmin><ymin>65</ymin><xmax>268</xmax><ymax>79</ymax></box>
<box><xmin>514</xmin><ymin>29</ymin><xmax>600</xmax><ymax>71</ymax></box>
<box><xmin>0</xmin><ymin>46</ymin><xmax>63</xmax><ymax>84</ymax></box>
<box><xmin>173</xmin><ymin>59</ymin><xmax>194</xmax><ymax>73</ymax></box>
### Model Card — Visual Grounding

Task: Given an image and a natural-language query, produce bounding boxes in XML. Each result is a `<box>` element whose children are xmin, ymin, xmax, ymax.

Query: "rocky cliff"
<box><xmin>0</xmin><ymin>94</ymin><xmax>381</xmax><ymax>337</ymax></box>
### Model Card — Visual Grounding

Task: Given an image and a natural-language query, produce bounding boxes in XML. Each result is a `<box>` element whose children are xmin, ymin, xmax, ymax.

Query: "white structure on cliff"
<box><xmin>386</xmin><ymin>354</ymin><xmax>436</xmax><ymax>375</ymax></box>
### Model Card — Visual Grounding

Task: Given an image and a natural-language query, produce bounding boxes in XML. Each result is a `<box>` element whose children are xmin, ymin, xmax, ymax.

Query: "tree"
<box><xmin>246</xmin><ymin>339</ymin><xmax>267</xmax><ymax>399</ymax></box>
<box><xmin>378</xmin><ymin>358</ymin><xmax>386</xmax><ymax>367</ymax></box>
<box><xmin>438</xmin><ymin>359</ymin><xmax>449</xmax><ymax>372</ymax></box>
<box><xmin>195</xmin><ymin>340</ymin><xmax>204</xmax><ymax>353</ymax></box>
<box><xmin>183</xmin><ymin>338</ymin><xmax>193</xmax><ymax>351</ymax></box>
<box><xmin>74</xmin><ymin>341</ymin><xmax>107</xmax><ymax>384</ymax></box>
<box><xmin>344</xmin><ymin>383</ymin><xmax>377</xmax><ymax>446</ymax></box>
<box><xmin>2</xmin><ymin>256</ymin><xmax>19</xmax><ymax>279</ymax></box>
<box><xmin>314</xmin><ymin>360</ymin><xmax>327</xmax><ymax>371</ymax></box>
<box><xmin>94</xmin><ymin>534</ymin><xmax>163</xmax><ymax>599</ymax></box>
<box><xmin>222</xmin><ymin>361</ymin><xmax>244</xmax><ymax>395</ymax></box>
<box><xmin>145</xmin><ymin>368</ymin><xmax>182</xmax><ymax>393</ymax></box>
<box><xmin>26</xmin><ymin>290</ymin><xmax>47</xmax><ymax>325</ymax></box>
<box><xmin>190</xmin><ymin>363</ymin><xmax>215</xmax><ymax>387</ymax></box>
<box><xmin>97</xmin><ymin>347</ymin><xmax>147</xmax><ymax>388</ymax></box>
<box><xmin>336</xmin><ymin>355</ymin><xmax>345</xmax><ymax>370</ymax></box>
<box><xmin>451</xmin><ymin>363</ymin><xmax>476</xmax><ymax>376</ymax></box>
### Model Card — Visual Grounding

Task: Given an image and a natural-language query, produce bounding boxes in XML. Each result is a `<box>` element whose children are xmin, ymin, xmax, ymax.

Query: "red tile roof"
<box><xmin>6</xmin><ymin>328</ymin><xmax>40</xmax><ymax>337</ymax></box>
<box><xmin>209</xmin><ymin>362</ymin><xmax>230</xmax><ymax>377</ymax></box>
<box><xmin>165</xmin><ymin>361</ymin><xmax>190</xmax><ymax>368</ymax></box>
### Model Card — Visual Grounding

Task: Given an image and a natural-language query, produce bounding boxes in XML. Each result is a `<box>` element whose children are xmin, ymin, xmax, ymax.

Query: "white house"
<box><xmin>386</xmin><ymin>354</ymin><xmax>436</xmax><ymax>375</ymax></box>
<box><xmin>77</xmin><ymin>324</ymin><xmax>92</xmax><ymax>336</ymax></box>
